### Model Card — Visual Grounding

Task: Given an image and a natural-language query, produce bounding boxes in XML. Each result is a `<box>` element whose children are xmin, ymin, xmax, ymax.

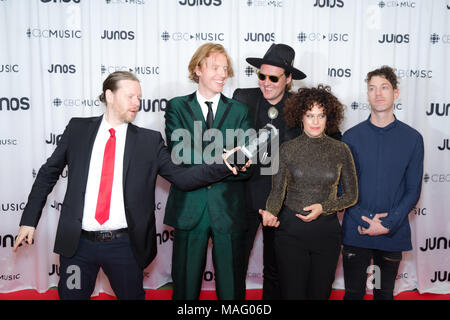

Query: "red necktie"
<box><xmin>95</xmin><ymin>128</ymin><xmax>116</xmax><ymax>225</ymax></box>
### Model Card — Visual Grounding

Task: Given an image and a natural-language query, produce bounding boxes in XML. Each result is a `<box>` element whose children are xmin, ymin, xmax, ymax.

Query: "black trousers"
<box><xmin>342</xmin><ymin>245</ymin><xmax>402</xmax><ymax>300</ymax></box>
<box><xmin>274</xmin><ymin>207</ymin><xmax>341</xmax><ymax>300</ymax></box>
<box><xmin>243</xmin><ymin>210</ymin><xmax>281</xmax><ymax>300</ymax></box>
<box><xmin>58</xmin><ymin>233</ymin><xmax>145</xmax><ymax>300</ymax></box>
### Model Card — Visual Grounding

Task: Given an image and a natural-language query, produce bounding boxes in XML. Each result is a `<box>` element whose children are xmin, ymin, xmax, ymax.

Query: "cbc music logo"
<box><xmin>178</xmin><ymin>0</ymin><xmax>222</xmax><ymax>6</ymax></box>
<box><xmin>101</xmin><ymin>30</ymin><xmax>135</xmax><ymax>40</ymax></box>
<box><xmin>394</xmin><ymin>68</ymin><xmax>432</xmax><ymax>79</ymax></box>
<box><xmin>377</xmin><ymin>1</ymin><xmax>416</xmax><ymax>8</ymax></box>
<box><xmin>313</xmin><ymin>0</ymin><xmax>344</xmax><ymax>8</ymax></box>
<box><xmin>244</xmin><ymin>32</ymin><xmax>275</xmax><ymax>42</ymax></box>
<box><xmin>52</xmin><ymin>97</ymin><xmax>100</xmax><ymax>107</ymax></box>
<box><xmin>425</xmin><ymin>103</ymin><xmax>449</xmax><ymax>117</ymax></box>
<box><xmin>104</xmin><ymin>0</ymin><xmax>146</xmax><ymax>4</ymax></box>
<box><xmin>0</xmin><ymin>64</ymin><xmax>19</xmax><ymax>73</ymax></box>
<box><xmin>411</xmin><ymin>206</ymin><xmax>427</xmax><ymax>216</ymax></box>
<box><xmin>246</xmin><ymin>0</ymin><xmax>283</xmax><ymax>7</ymax></box>
<box><xmin>101</xmin><ymin>64</ymin><xmax>160</xmax><ymax>76</ymax></box>
<box><xmin>1</xmin><ymin>202</ymin><xmax>26</xmax><ymax>213</ymax></box>
<box><xmin>430</xmin><ymin>33</ymin><xmax>450</xmax><ymax>44</ymax></box>
<box><xmin>0</xmin><ymin>138</ymin><xmax>18</xmax><ymax>146</ymax></box>
<box><xmin>26</xmin><ymin>28</ymin><xmax>82</xmax><ymax>39</ymax></box>
<box><xmin>378</xmin><ymin>33</ymin><xmax>410</xmax><ymax>44</ymax></box>
<box><xmin>297</xmin><ymin>32</ymin><xmax>349</xmax><ymax>43</ymax></box>
<box><xmin>348</xmin><ymin>101</ymin><xmax>402</xmax><ymax>111</ymax></box>
<box><xmin>161</xmin><ymin>31</ymin><xmax>225</xmax><ymax>42</ymax></box>
<box><xmin>244</xmin><ymin>66</ymin><xmax>255</xmax><ymax>77</ymax></box>
<box><xmin>423</xmin><ymin>173</ymin><xmax>450</xmax><ymax>183</ymax></box>
<box><xmin>0</xmin><ymin>97</ymin><xmax>30</xmax><ymax>111</ymax></box>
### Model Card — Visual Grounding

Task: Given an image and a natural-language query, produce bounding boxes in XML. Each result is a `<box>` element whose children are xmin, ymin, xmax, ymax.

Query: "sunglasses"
<box><xmin>257</xmin><ymin>71</ymin><xmax>285</xmax><ymax>83</ymax></box>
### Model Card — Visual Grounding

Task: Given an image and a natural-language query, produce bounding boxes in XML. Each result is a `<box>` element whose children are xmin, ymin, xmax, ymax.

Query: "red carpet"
<box><xmin>0</xmin><ymin>289</ymin><xmax>449</xmax><ymax>300</ymax></box>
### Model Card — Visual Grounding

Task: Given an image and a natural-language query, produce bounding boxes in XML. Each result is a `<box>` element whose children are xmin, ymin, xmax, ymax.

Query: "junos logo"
<box><xmin>156</xmin><ymin>229</ymin><xmax>174</xmax><ymax>245</ymax></box>
<box><xmin>313</xmin><ymin>0</ymin><xmax>344</xmax><ymax>8</ymax></box>
<box><xmin>0</xmin><ymin>97</ymin><xmax>30</xmax><ymax>111</ymax></box>
<box><xmin>431</xmin><ymin>271</ymin><xmax>450</xmax><ymax>283</ymax></box>
<box><xmin>178</xmin><ymin>0</ymin><xmax>221</xmax><ymax>6</ymax></box>
<box><xmin>328</xmin><ymin>67</ymin><xmax>351</xmax><ymax>78</ymax></box>
<box><xmin>378</xmin><ymin>33</ymin><xmax>410</xmax><ymax>44</ymax></box>
<box><xmin>48</xmin><ymin>64</ymin><xmax>76</xmax><ymax>74</ymax></box>
<box><xmin>420</xmin><ymin>237</ymin><xmax>450</xmax><ymax>251</ymax></box>
<box><xmin>101</xmin><ymin>30</ymin><xmax>135</xmax><ymax>40</ymax></box>
<box><xmin>139</xmin><ymin>98</ymin><xmax>168</xmax><ymax>112</ymax></box>
<box><xmin>244</xmin><ymin>32</ymin><xmax>275</xmax><ymax>42</ymax></box>
<box><xmin>425</xmin><ymin>103</ymin><xmax>449</xmax><ymax>117</ymax></box>
<box><xmin>438</xmin><ymin>138</ymin><xmax>450</xmax><ymax>151</ymax></box>
<box><xmin>46</xmin><ymin>132</ymin><xmax>63</xmax><ymax>146</ymax></box>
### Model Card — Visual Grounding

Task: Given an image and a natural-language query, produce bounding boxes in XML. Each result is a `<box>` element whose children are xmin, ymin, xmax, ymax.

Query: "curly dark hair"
<box><xmin>283</xmin><ymin>84</ymin><xmax>344</xmax><ymax>136</ymax></box>
<box><xmin>365</xmin><ymin>65</ymin><xmax>398</xmax><ymax>89</ymax></box>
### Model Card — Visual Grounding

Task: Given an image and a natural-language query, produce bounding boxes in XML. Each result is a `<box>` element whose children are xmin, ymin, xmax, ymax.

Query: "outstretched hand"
<box><xmin>13</xmin><ymin>225</ymin><xmax>35</xmax><ymax>252</ymax></box>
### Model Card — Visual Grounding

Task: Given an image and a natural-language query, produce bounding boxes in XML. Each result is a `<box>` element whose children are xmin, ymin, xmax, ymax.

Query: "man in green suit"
<box><xmin>164</xmin><ymin>43</ymin><xmax>252</xmax><ymax>300</ymax></box>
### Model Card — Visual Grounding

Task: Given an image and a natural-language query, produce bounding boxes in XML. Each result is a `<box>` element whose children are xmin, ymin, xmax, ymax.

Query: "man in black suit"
<box><xmin>13</xmin><ymin>71</ymin><xmax>240</xmax><ymax>300</ymax></box>
<box><xmin>233</xmin><ymin>44</ymin><xmax>341</xmax><ymax>299</ymax></box>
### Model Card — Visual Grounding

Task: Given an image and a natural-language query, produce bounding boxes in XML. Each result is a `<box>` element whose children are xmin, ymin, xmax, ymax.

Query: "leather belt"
<box><xmin>81</xmin><ymin>228</ymin><xmax>128</xmax><ymax>242</ymax></box>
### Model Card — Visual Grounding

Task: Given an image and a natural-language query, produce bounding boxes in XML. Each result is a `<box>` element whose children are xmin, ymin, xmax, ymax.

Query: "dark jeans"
<box><xmin>342</xmin><ymin>245</ymin><xmax>402</xmax><ymax>300</ymax></box>
<box><xmin>243</xmin><ymin>210</ymin><xmax>281</xmax><ymax>300</ymax></box>
<box><xmin>58</xmin><ymin>233</ymin><xmax>145</xmax><ymax>300</ymax></box>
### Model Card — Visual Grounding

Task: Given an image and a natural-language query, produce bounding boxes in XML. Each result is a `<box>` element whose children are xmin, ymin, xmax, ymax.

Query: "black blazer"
<box><xmin>20</xmin><ymin>116</ymin><xmax>230</xmax><ymax>268</ymax></box>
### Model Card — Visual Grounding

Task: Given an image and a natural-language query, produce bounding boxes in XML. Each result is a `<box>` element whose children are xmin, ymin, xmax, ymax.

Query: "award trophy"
<box><xmin>227</xmin><ymin>110</ymin><xmax>279</xmax><ymax>169</ymax></box>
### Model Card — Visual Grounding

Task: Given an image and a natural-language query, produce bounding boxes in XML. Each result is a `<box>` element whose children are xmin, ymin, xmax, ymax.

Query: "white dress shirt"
<box><xmin>82</xmin><ymin>116</ymin><xmax>128</xmax><ymax>231</ymax></box>
<box><xmin>196</xmin><ymin>91</ymin><xmax>221</xmax><ymax>124</ymax></box>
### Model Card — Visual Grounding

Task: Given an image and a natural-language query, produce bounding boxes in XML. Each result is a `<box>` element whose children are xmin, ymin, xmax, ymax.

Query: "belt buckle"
<box><xmin>98</xmin><ymin>231</ymin><xmax>113</xmax><ymax>242</ymax></box>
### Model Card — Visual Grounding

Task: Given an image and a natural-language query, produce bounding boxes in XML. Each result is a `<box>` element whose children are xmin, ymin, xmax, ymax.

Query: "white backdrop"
<box><xmin>0</xmin><ymin>0</ymin><xmax>449</xmax><ymax>297</ymax></box>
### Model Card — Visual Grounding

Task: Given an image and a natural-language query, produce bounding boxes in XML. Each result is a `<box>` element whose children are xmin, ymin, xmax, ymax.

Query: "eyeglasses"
<box><xmin>257</xmin><ymin>71</ymin><xmax>285</xmax><ymax>83</ymax></box>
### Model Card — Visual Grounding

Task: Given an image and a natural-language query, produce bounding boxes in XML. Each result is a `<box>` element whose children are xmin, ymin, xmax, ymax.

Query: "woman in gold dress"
<box><xmin>259</xmin><ymin>85</ymin><xmax>358</xmax><ymax>299</ymax></box>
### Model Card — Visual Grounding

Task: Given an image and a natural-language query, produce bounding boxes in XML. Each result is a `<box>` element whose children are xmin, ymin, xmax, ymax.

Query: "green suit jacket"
<box><xmin>164</xmin><ymin>92</ymin><xmax>252</xmax><ymax>233</ymax></box>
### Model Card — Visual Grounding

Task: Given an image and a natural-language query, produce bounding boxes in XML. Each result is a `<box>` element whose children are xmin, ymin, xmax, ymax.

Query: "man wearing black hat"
<box><xmin>233</xmin><ymin>43</ymin><xmax>341</xmax><ymax>299</ymax></box>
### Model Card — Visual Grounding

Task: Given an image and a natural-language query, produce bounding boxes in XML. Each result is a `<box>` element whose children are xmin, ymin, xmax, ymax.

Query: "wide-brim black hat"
<box><xmin>246</xmin><ymin>43</ymin><xmax>306</xmax><ymax>80</ymax></box>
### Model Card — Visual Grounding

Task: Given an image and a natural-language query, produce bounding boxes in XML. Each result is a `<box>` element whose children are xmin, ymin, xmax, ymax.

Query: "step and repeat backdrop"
<box><xmin>0</xmin><ymin>0</ymin><xmax>449</xmax><ymax>297</ymax></box>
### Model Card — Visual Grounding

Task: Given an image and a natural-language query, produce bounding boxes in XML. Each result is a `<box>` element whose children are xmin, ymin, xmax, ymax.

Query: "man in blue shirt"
<box><xmin>341</xmin><ymin>66</ymin><xmax>424</xmax><ymax>300</ymax></box>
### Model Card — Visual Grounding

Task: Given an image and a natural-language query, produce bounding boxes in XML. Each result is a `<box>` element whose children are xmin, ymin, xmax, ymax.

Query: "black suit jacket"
<box><xmin>20</xmin><ymin>116</ymin><xmax>230</xmax><ymax>268</ymax></box>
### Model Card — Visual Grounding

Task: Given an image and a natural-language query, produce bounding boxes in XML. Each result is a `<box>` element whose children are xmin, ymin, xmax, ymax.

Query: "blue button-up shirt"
<box><xmin>342</xmin><ymin>116</ymin><xmax>424</xmax><ymax>251</ymax></box>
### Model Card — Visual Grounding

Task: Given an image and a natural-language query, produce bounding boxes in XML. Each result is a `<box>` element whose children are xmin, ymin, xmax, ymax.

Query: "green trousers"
<box><xmin>171</xmin><ymin>207</ymin><xmax>246</xmax><ymax>300</ymax></box>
